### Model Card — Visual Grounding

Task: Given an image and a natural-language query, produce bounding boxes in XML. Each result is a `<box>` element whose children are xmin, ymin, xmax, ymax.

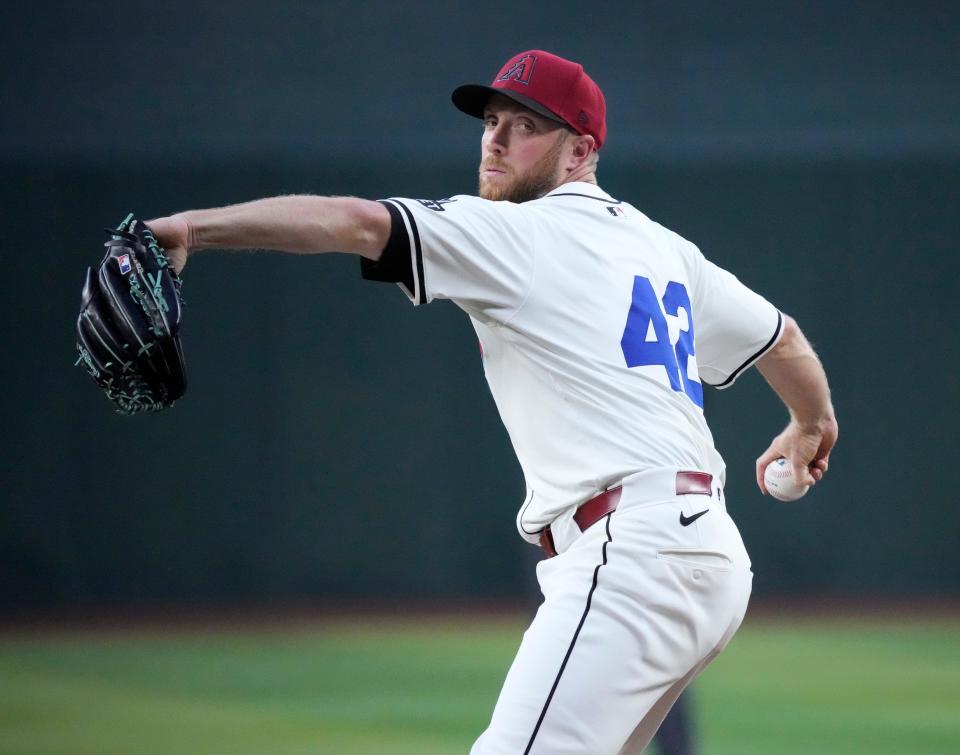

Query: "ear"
<box><xmin>567</xmin><ymin>134</ymin><xmax>596</xmax><ymax>167</ymax></box>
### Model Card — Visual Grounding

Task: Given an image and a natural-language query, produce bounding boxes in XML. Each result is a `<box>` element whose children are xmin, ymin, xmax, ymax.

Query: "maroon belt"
<box><xmin>538</xmin><ymin>471</ymin><xmax>713</xmax><ymax>558</ymax></box>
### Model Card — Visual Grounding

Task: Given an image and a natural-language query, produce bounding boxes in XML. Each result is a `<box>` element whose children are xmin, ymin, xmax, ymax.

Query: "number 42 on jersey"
<box><xmin>620</xmin><ymin>276</ymin><xmax>703</xmax><ymax>408</ymax></box>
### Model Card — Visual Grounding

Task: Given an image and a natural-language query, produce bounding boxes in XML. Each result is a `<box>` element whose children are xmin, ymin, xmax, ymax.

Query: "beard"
<box><xmin>478</xmin><ymin>132</ymin><xmax>567</xmax><ymax>203</ymax></box>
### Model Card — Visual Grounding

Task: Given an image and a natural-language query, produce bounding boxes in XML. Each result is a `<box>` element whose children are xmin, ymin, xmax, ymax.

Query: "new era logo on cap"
<box><xmin>452</xmin><ymin>49</ymin><xmax>608</xmax><ymax>150</ymax></box>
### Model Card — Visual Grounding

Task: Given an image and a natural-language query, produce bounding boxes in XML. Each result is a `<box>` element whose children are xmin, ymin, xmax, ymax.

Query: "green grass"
<box><xmin>0</xmin><ymin>614</ymin><xmax>957</xmax><ymax>754</ymax></box>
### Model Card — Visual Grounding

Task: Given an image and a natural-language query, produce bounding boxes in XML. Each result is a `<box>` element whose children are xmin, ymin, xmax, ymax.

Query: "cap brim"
<box><xmin>451</xmin><ymin>84</ymin><xmax>565</xmax><ymax>124</ymax></box>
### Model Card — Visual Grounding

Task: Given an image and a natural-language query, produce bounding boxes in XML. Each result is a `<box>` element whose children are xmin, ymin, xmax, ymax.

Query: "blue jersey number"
<box><xmin>620</xmin><ymin>276</ymin><xmax>703</xmax><ymax>407</ymax></box>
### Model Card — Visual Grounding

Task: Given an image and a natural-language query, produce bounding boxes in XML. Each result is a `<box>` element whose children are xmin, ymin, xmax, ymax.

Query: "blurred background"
<box><xmin>1</xmin><ymin>2</ymin><xmax>958</xmax><ymax>753</ymax></box>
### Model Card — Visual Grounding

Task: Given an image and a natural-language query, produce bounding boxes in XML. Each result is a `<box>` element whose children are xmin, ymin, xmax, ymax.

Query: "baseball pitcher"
<box><xmin>143</xmin><ymin>50</ymin><xmax>838</xmax><ymax>754</ymax></box>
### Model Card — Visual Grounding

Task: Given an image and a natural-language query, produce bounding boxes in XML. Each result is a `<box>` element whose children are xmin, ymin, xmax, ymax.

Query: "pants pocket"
<box><xmin>656</xmin><ymin>548</ymin><xmax>734</xmax><ymax>571</ymax></box>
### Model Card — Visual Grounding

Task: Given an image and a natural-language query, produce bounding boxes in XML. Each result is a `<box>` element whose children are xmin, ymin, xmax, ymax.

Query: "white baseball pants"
<box><xmin>472</xmin><ymin>468</ymin><xmax>753</xmax><ymax>754</ymax></box>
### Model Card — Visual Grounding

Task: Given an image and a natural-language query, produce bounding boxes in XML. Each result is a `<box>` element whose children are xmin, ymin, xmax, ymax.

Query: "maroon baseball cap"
<box><xmin>451</xmin><ymin>50</ymin><xmax>607</xmax><ymax>150</ymax></box>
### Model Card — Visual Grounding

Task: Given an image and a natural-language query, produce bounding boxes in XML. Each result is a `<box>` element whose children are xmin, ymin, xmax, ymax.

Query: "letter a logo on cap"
<box><xmin>497</xmin><ymin>54</ymin><xmax>536</xmax><ymax>85</ymax></box>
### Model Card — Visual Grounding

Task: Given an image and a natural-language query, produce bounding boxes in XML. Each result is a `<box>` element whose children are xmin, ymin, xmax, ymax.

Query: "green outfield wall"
<box><xmin>2</xmin><ymin>1</ymin><xmax>958</xmax><ymax>608</ymax></box>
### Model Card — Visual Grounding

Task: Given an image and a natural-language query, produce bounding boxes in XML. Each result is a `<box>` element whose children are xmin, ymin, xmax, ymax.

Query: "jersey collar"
<box><xmin>543</xmin><ymin>181</ymin><xmax>616</xmax><ymax>202</ymax></box>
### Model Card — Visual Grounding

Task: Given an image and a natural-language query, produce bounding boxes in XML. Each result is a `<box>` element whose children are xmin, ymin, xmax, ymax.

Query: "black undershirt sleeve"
<box><xmin>359</xmin><ymin>200</ymin><xmax>415</xmax><ymax>293</ymax></box>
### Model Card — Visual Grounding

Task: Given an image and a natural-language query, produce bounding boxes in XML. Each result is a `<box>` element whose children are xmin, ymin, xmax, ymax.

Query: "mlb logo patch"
<box><xmin>607</xmin><ymin>206</ymin><xmax>624</xmax><ymax>217</ymax></box>
<box><xmin>117</xmin><ymin>254</ymin><xmax>132</xmax><ymax>274</ymax></box>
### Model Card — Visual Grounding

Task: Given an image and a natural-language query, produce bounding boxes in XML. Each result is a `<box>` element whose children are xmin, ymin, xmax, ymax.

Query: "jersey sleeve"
<box><xmin>689</xmin><ymin>248</ymin><xmax>784</xmax><ymax>389</ymax></box>
<box><xmin>360</xmin><ymin>196</ymin><xmax>536</xmax><ymax>322</ymax></box>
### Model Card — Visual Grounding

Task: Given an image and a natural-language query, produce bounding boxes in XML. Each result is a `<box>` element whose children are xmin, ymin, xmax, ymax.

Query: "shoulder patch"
<box><xmin>416</xmin><ymin>198</ymin><xmax>457</xmax><ymax>212</ymax></box>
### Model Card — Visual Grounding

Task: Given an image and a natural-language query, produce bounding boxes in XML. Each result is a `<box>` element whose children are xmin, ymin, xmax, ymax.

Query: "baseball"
<box><xmin>763</xmin><ymin>458</ymin><xmax>810</xmax><ymax>502</ymax></box>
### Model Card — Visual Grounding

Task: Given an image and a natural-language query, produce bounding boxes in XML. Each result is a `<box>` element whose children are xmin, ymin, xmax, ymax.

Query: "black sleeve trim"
<box><xmin>709</xmin><ymin>310</ymin><xmax>784</xmax><ymax>389</ymax></box>
<box><xmin>359</xmin><ymin>200</ymin><xmax>423</xmax><ymax>301</ymax></box>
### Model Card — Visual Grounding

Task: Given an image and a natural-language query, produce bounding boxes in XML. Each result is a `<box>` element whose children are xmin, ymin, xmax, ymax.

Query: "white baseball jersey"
<box><xmin>361</xmin><ymin>181</ymin><xmax>782</xmax><ymax>543</ymax></box>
